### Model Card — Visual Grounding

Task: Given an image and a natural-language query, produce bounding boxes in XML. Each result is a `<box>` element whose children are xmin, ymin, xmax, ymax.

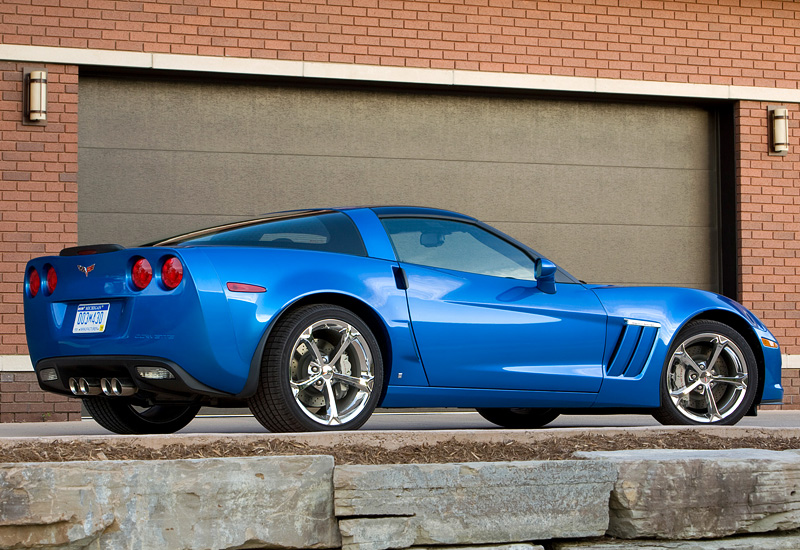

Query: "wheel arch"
<box><xmin>236</xmin><ymin>292</ymin><xmax>393</xmax><ymax>401</ymax></box>
<box><xmin>681</xmin><ymin>309</ymin><xmax>765</xmax><ymax>406</ymax></box>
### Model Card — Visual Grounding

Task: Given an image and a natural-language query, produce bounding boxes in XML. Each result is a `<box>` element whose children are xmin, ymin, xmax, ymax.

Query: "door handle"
<box><xmin>392</xmin><ymin>266</ymin><xmax>408</xmax><ymax>290</ymax></box>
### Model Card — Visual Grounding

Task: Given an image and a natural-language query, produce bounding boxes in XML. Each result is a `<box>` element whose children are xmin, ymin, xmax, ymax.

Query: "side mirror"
<box><xmin>535</xmin><ymin>258</ymin><xmax>557</xmax><ymax>294</ymax></box>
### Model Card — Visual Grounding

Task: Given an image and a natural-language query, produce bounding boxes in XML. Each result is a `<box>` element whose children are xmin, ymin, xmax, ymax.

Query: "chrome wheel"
<box><xmin>290</xmin><ymin>318</ymin><xmax>375</xmax><ymax>426</ymax></box>
<box><xmin>666</xmin><ymin>332</ymin><xmax>748</xmax><ymax>423</ymax></box>
<box><xmin>655</xmin><ymin>319</ymin><xmax>758</xmax><ymax>426</ymax></box>
<box><xmin>249</xmin><ymin>304</ymin><xmax>383</xmax><ymax>433</ymax></box>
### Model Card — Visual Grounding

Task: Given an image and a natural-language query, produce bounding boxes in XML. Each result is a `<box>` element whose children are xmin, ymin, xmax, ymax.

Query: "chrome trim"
<box><xmin>625</xmin><ymin>319</ymin><xmax>661</xmax><ymax>328</ymax></box>
<box><xmin>666</xmin><ymin>332</ymin><xmax>749</xmax><ymax>423</ymax></box>
<box><xmin>289</xmin><ymin>318</ymin><xmax>374</xmax><ymax>426</ymax></box>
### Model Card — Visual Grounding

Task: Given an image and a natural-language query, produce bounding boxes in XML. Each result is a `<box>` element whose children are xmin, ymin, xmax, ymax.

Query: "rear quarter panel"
<box><xmin>187</xmin><ymin>247</ymin><xmax>425</xmax><ymax>395</ymax></box>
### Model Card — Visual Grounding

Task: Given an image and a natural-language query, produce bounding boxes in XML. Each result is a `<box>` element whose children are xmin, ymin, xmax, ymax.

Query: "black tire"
<box><xmin>83</xmin><ymin>398</ymin><xmax>200</xmax><ymax>435</ymax></box>
<box><xmin>476</xmin><ymin>408</ymin><xmax>560</xmax><ymax>429</ymax></box>
<box><xmin>653</xmin><ymin>319</ymin><xmax>759</xmax><ymax>426</ymax></box>
<box><xmin>248</xmin><ymin>304</ymin><xmax>384</xmax><ymax>433</ymax></box>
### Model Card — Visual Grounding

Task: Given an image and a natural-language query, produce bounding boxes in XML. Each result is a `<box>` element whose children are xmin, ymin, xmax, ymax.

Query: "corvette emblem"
<box><xmin>77</xmin><ymin>264</ymin><xmax>95</xmax><ymax>277</ymax></box>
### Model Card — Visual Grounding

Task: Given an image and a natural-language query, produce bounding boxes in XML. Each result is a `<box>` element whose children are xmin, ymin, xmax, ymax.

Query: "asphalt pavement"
<box><xmin>0</xmin><ymin>409</ymin><xmax>798</xmax><ymax>438</ymax></box>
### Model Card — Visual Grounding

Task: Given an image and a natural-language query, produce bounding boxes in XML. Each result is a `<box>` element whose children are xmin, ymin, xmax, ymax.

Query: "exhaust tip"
<box><xmin>101</xmin><ymin>378</ymin><xmax>137</xmax><ymax>397</ymax></box>
<box><xmin>70</xmin><ymin>377</ymin><xmax>102</xmax><ymax>396</ymax></box>
<box><xmin>78</xmin><ymin>378</ymin><xmax>102</xmax><ymax>396</ymax></box>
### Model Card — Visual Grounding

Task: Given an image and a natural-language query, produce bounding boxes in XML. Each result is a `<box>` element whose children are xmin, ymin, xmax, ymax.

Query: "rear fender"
<box><xmin>193</xmin><ymin>247</ymin><xmax>427</xmax><ymax>399</ymax></box>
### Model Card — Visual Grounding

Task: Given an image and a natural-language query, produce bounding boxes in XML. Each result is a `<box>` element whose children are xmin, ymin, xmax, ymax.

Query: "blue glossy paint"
<box><xmin>380</xmin><ymin>385</ymin><xmax>598</xmax><ymax>408</ymax></box>
<box><xmin>588</xmin><ymin>285</ymin><xmax>782</xmax><ymax>408</ymax></box>
<box><xmin>23</xmin><ymin>206</ymin><xmax>783</xmax><ymax>416</ymax></box>
<box><xmin>401</xmin><ymin>263</ymin><xmax>607</xmax><ymax>393</ymax></box>
<box><xmin>343</xmin><ymin>208</ymin><xmax>397</xmax><ymax>261</ymax></box>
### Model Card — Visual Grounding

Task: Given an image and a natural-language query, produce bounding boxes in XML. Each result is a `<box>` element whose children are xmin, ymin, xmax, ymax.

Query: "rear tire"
<box><xmin>83</xmin><ymin>398</ymin><xmax>200</xmax><ymax>435</ymax></box>
<box><xmin>248</xmin><ymin>304</ymin><xmax>383</xmax><ymax>433</ymax></box>
<box><xmin>476</xmin><ymin>408</ymin><xmax>560</xmax><ymax>429</ymax></box>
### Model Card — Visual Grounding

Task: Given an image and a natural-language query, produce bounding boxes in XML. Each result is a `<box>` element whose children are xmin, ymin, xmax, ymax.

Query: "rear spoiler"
<box><xmin>60</xmin><ymin>244</ymin><xmax>126</xmax><ymax>257</ymax></box>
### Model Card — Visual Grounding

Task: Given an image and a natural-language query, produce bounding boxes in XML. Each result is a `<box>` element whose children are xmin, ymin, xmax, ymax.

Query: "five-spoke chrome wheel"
<box><xmin>249</xmin><ymin>304</ymin><xmax>383</xmax><ymax>433</ymax></box>
<box><xmin>654</xmin><ymin>320</ymin><xmax>758</xmax><ymax>426</ymax></box>
<box><xmin>289</xmin><ymin>318</ymin><xmax>375</xmax><ymax>426</ymax></box>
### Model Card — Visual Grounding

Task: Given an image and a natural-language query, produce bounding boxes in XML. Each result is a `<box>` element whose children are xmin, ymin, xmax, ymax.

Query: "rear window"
<box><xmin>154</xmin><ymin>212</ymin><xmax>367</xmax><ymax>256</ymax></box>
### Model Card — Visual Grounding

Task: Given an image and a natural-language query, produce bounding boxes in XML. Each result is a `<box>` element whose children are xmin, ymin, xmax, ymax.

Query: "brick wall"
<box><xmin>2</xmin><ymin>0</ymin><xmax>799</xmax><ymax>87</ymax></box>
<box><xmin>736</xmin><ymin>100</ymin><xmax>800</xmax><ymax>408</ymax></box>
<box><xmin>1</xmin><ymin>1</ymin><xmax>800</xmax><ymax>416</ymax></box>
<box><xmin>0</xmin><ymin>371</ymin><xmax>81</xmax><ymax>422</ymax></box>
<box><xmin>0</xmin><ymin>61</ymin><xmax>80</xmax><ymax>421</ymax></box>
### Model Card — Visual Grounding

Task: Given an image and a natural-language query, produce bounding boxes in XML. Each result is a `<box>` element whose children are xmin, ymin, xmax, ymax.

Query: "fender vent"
<box><xmin>606</xmin><ymin>319</ymin><xmax>660</xmax><ymax>378</ymax></box>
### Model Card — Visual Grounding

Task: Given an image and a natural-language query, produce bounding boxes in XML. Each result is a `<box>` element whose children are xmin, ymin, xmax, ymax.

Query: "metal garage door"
<box><xmin>78</xmin><ymin>76</ymin><xmax>718</xmax><ymax>290</ymax></box>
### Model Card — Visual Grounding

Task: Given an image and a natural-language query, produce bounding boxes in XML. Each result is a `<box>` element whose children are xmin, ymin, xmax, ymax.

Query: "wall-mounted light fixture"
<box><xmin>22</xmin><ymin>67</ymin><xmax>47</xmax><ymax>126</ymax></box>
<box><xmin>768</xmin><ymin>105</ymin><xmax>789</xmax><ymax>156</ymax></box>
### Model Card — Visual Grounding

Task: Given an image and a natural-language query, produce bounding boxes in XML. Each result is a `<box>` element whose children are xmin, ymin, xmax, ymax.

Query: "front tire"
<box><xmin>248</xmin><ymin>304</ymin><xmax>384</xmax><ymax>433</ymax></box>
<box><xmin>476</xmin><ymin>408</ymin><xmax>560</xmax><ymax>429</ymax></box>
<box><xmin>653</xmin><ymin>319</ymin><xmax>759</xmax><ymax>426</ymax></box>
<box><xmin>83</xmin><ymin>398</ymin><xmax>200</xmax><ymax>434</ymax></box>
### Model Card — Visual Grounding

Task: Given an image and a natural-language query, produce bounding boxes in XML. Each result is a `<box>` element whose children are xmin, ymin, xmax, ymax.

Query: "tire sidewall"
<box><xmin>658</xmin><ymin>320</ymin><xmax>759</xmax><ymax>426</ymax></box>
<box><xmin>84</xmin><ymin>398</ymin><xmax>200</xmax><ymax>434</ymax></box>
<box><xmin>476</xmin><ymin>408</ymin><xmax>560</xmax><ymax>429</ymax></box>
<box><xmin>271</xmin><ymin>305</ymin><xmax>384</xmax><ymax>432</ymax></box>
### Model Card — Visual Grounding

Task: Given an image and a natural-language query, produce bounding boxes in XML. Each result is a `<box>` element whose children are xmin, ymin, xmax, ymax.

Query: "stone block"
<box><xmin>334</xmin><ymin>460</ymin><xmax>617</xmax><ymax>550</ymax></box>
<box><xmin>553</xmin><ymin>530</ymin><xmax>800</xmax><ymax>549</ymax></box>
<box><xmin>0</xmin><ymin>455</ymin><xmax>339</xmax><ymax>550</ymax></box>
<box><xmin>415</xmin><ymin>545</ymin><xmax>544</xmax><ymax>550</ymax></box>
<box><xmin>575</xmin><ymin>449</ymin><xmax>800</xmax><ymax>540</ymax></box>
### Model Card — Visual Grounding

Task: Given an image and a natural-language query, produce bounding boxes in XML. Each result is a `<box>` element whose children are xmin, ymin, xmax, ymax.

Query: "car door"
<box><xmin>381</xmin><ymin>217</ymin><xmax>608</xmax><ymax>393</ymax></box>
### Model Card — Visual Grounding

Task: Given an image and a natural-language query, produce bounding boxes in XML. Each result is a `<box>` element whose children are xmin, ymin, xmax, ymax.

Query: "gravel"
<box><xmin>2</xmin><ymin>431</ymin><xmax>799</xmax><ymax>465</ymax></box>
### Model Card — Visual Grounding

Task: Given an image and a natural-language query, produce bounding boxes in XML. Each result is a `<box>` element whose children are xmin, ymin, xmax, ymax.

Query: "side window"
<box><xmin>382</xmin><ymin>218</ymin><xmax>537</xmax><ymax>281</ymax></box>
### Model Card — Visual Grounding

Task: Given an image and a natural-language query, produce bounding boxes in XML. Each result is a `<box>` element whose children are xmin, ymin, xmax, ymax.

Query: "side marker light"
<box><xmin>761</xmin><ymin>338</ymin><xmax>779</xmax><ymax>349</ymax></box>
<box><xmin>227</xmin><ymin>282</ymin><xmax>267</xmax><ymax>293</ymax></box>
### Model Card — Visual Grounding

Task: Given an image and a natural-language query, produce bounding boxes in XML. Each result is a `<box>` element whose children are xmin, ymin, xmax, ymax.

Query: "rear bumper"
<box><xmin>35</xmin><ymin>356</ymin><xmax>235</xmax><ymax>402</ymax></box>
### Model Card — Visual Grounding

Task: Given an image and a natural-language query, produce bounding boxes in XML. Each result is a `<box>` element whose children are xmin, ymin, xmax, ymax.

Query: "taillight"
<box><xmin>131</xmin><ymin>258</ymin><xmax>153</xmax><ymax>290</ymax></box>
<box><xmin>28</xmin><ymin>268</ymin><xmax>40</xmax><ymax>297</ymax></box>
<box><xmin>161</xmin><ymin>257</ymin><xmax>183</xmax><ymax>290</ymax></box>
<box><xmin>46</xmin><ymin>266</ymin><xmax>57</xmax><ymax>294</ymax></box>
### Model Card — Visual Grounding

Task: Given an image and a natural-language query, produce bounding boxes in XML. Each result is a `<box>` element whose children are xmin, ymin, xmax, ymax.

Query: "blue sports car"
<box><xmin>23</xmin><ymin>207</ymin><xmax>783</xmax><ymax>434</ymax></box>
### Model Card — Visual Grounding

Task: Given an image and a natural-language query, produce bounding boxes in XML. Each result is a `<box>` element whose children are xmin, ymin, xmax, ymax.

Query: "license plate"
<box><xmin>73</xmin><ymin>303</ymin><xmax>110</xmax><ymax>334</ymax></box>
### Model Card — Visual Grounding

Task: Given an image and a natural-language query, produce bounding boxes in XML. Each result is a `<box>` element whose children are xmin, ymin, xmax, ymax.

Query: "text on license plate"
<box><xmin>73</xmin><ymin>303</ymin><xmax>110</xmax><ymax>334</ymax></box>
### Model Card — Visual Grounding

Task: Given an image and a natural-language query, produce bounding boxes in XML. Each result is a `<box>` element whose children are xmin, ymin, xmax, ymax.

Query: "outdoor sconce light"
<box><xmin>23</xmin><ymin>68</ymin><xmax>47</xmax><ymax>125</ymax></box>
<box><xmin>768</xmin><ymin>106</ymin><xmax>789</xmax><ymax>156</ymax></box>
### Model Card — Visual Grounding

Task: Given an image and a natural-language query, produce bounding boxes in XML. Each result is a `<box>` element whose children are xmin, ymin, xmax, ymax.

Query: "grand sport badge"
<box><xmin>77</xmin><ymin>264</ymin><xmax>95</xmax><ymax>277</ymax></box>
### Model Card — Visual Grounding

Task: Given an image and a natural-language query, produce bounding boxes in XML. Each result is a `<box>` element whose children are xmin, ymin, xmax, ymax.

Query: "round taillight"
<box><xmin>161</xmin><ymin>257</ymin><xmax>183</xmax><ymax>290</ymax></box>
<box><xmin>131</xmin><ymin>258</ymin><xmax>153</xmax><ymax>290</ymax></box>
<box><xmin>28</xmin><ymin>268</ymin><xmax>40</xmax><ymax>297</ymax></box>
<box><xmin>46</xmin><ymin>266</ymin><xmax>57</xmax><ymax>294</ymax></box>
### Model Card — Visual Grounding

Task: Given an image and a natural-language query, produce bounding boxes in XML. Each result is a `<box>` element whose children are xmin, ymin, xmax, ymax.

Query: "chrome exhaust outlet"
<box><xmin>69</xmin><ymin>377</ymin><xmax>103</xmax><ymax>396</ymax></box>
<box><xmin>78</xmin><ymin>378</ymin><xmax>102</xmax><ymax>396</ymax></box>
<box><xmin>100</xmin><ymin>378</ymin><xmax>137</xmax><ymax>397</ymax></box>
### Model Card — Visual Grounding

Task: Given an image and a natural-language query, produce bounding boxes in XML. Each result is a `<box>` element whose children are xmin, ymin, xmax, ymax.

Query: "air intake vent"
<box><xmin>606</xmin><ymin>319</ymin><xmax>660</xmax><ymax>378</ymax></box>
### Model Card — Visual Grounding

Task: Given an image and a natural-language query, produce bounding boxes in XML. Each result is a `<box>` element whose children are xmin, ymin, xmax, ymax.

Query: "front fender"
<box><xmin>588</xmin><ymin>286</ymin><xmax>781</xmax><ymax>408</ymax></box>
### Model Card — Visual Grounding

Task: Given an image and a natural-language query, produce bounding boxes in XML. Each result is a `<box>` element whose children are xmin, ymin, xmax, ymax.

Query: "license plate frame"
<box><xmin>72</xmin><ymin>303</ymin><xmax>110</xmax><ymax>334</ymax></box>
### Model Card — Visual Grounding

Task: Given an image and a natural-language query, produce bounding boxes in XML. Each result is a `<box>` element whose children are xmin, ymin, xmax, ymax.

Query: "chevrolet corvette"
<box><xmin>23</xmin><ymin>207</ymin><xmax>783</xmax><ymax>433</ymax></box>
